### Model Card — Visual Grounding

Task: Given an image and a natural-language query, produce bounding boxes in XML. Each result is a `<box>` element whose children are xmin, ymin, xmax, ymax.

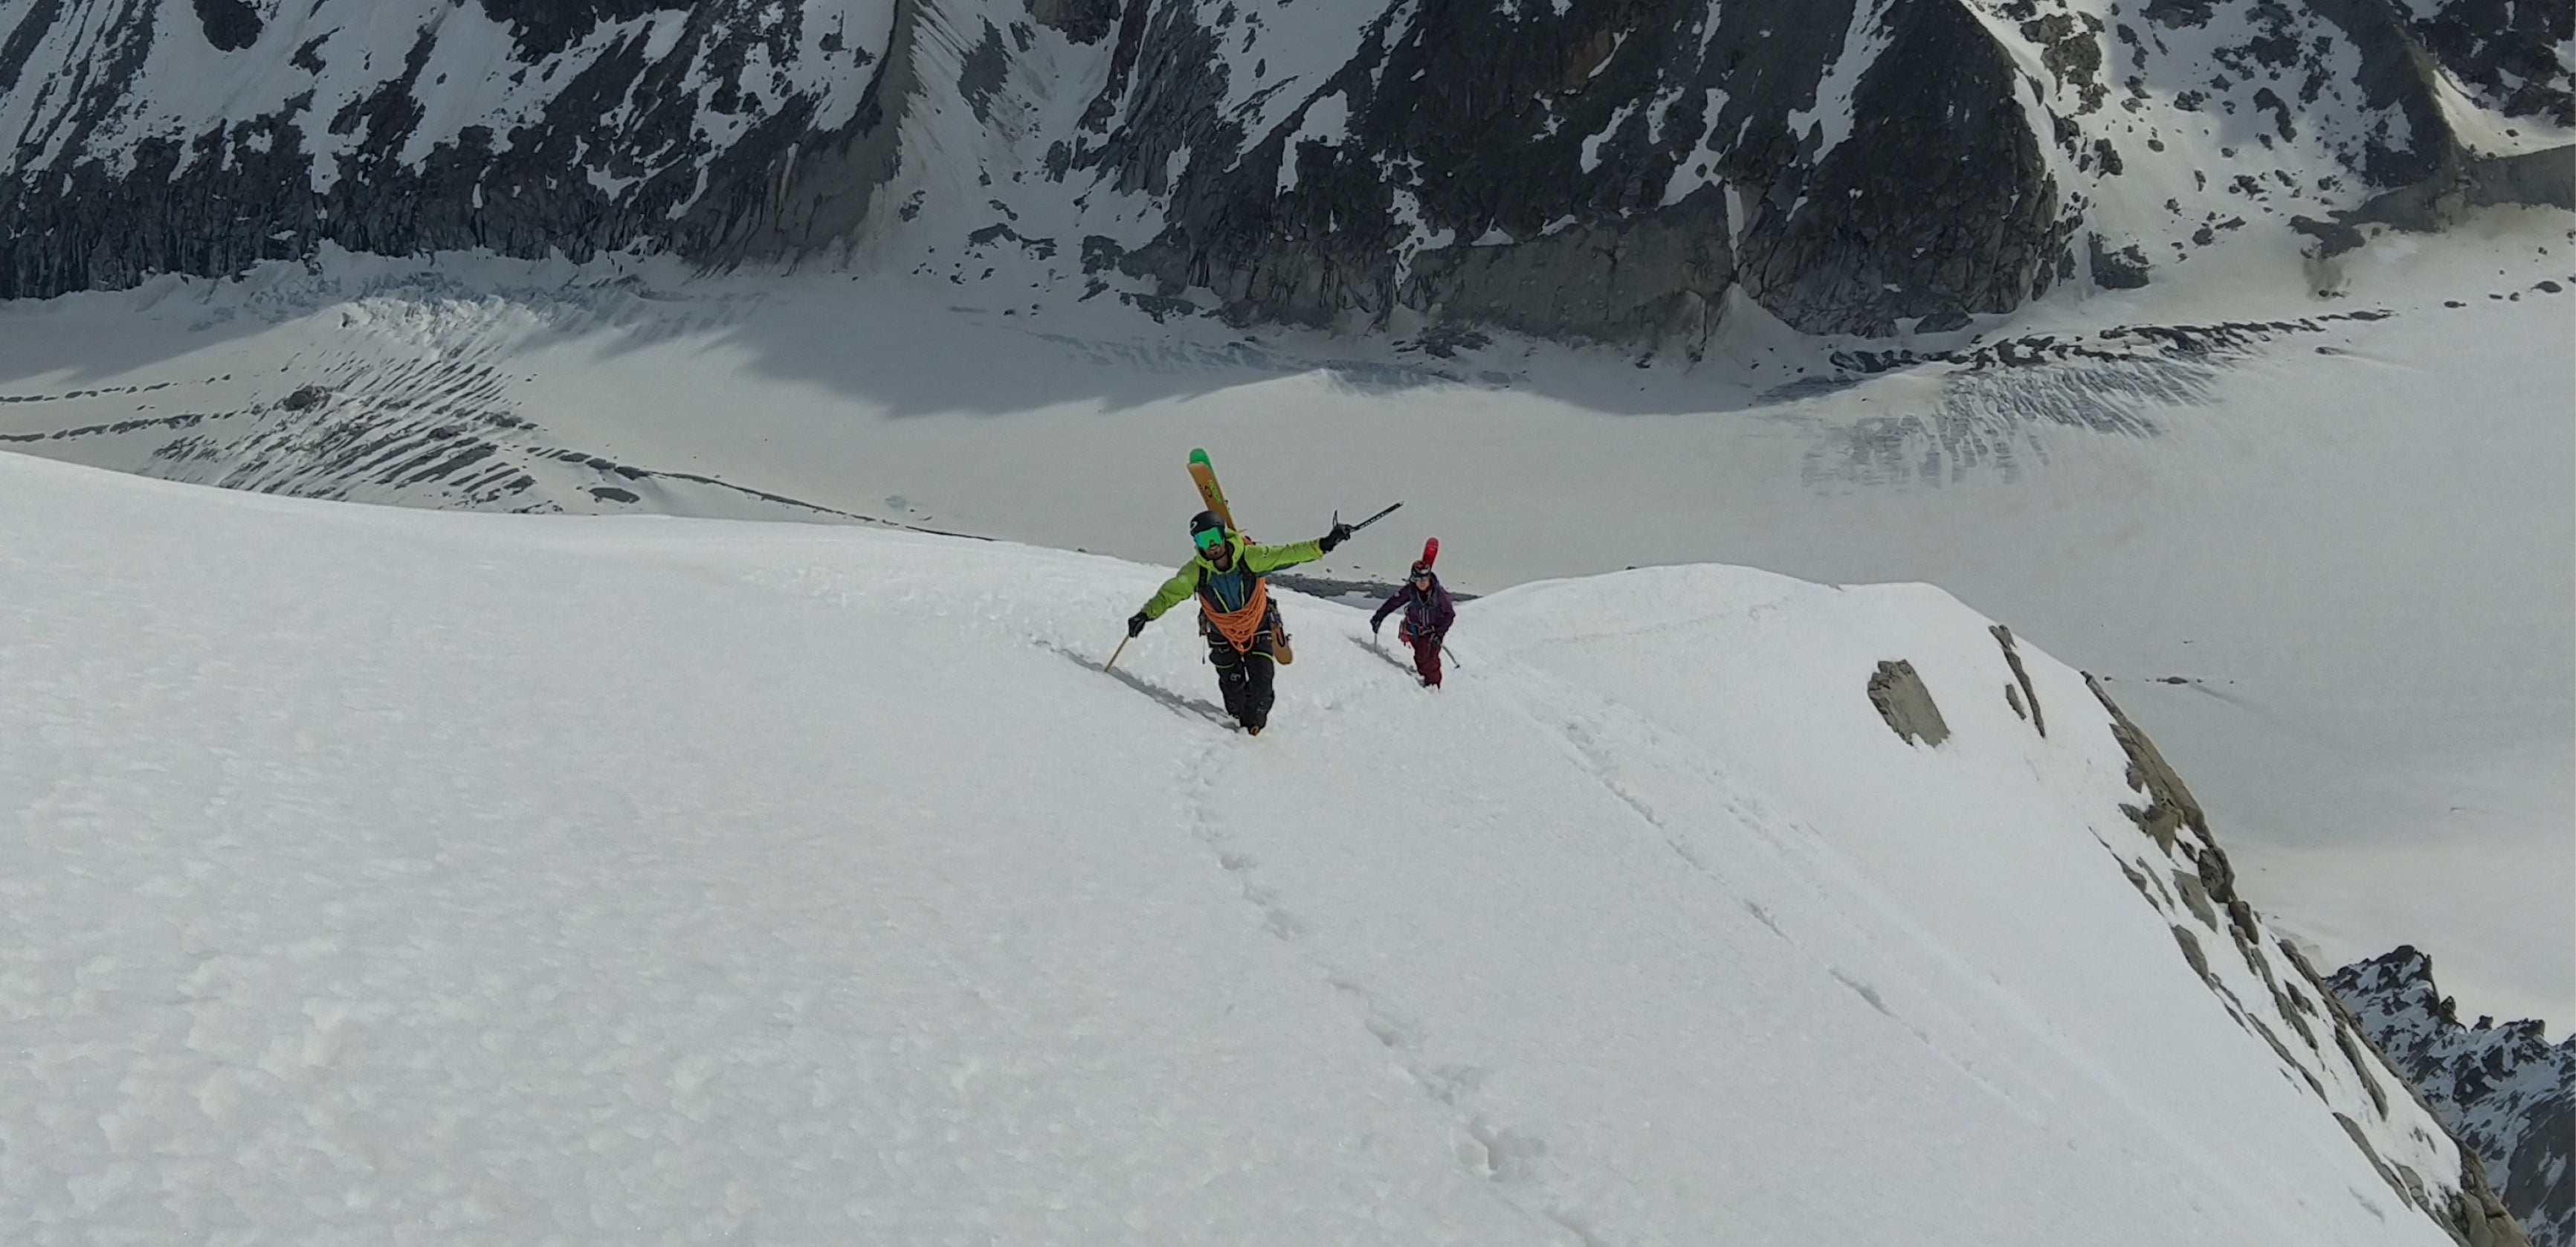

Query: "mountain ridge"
<box><xmin>4</xmin><ymin>0</ymin><xmax>2567</xmax><ymax>344</ymax></box>
<box><xmin>2336</xmin><ymin>946</ymin><xmax>2575</xmax><ymax>1247</ymax></box>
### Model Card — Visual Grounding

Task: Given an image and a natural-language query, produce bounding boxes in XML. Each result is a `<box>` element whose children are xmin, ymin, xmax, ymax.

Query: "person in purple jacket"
<box><xmin>1371</xmin><ymin>559</ymin><xmax>1457</xmax><ymax>688</ymax></box>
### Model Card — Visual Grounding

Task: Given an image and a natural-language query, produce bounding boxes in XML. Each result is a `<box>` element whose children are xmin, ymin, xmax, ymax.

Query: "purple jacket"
<box><xmin>1372</xmin><ymin>576</ymin><xmax>1456</xmax><ymax>639</ymax></box>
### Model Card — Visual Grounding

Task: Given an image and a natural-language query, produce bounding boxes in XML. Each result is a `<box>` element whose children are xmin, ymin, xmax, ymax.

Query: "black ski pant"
<box><xmin>1204</xmin><ymin>616</ymin><xmax>1277</xmax><ymax>731</ymax></box>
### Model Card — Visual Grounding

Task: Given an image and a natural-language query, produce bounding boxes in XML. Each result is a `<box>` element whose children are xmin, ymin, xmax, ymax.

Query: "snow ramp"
<box><xmin>0</xmin><ymin>454</ymin><xmax>2514</xmax><ymax>1245</ymax></box>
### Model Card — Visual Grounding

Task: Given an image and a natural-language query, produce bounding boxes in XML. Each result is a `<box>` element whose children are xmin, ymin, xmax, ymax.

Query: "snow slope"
<box><xmin>1</xmin><ymin>207</ymin><xmax>2566</xmax><ymax>1036</ymax></box>
<box><xmin>0</xmin><ymin>452</ymin><xmax>2509</xmax><ymax>1243</ymax></box>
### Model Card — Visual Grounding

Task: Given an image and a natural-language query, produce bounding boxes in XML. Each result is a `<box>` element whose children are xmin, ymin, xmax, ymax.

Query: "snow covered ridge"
<box><xmin>1</xmin><ymin>0</ymin><xmax>2567</xmax><ymax>344</ymax></box>
<box><xmin>0</xmin><ymin>451</ymin><xmax>2534</xmax><ymax>1244</ymax></box>
<box><xmin>2335</xmin><ymin>947</ymin><xmax>2576</xmax><ymax>1247</ymax></box>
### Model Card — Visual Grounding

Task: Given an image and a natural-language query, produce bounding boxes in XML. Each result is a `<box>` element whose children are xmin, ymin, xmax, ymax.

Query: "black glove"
<box><xmin>1319</xmin><ymin>521</ymin><xmax>1354</xmax><ymax>552</ymax></box>
<box><xmin>1127</xmin><ymin>610</ymin><xmax>1149</xmax><ymax>637</ymax></box>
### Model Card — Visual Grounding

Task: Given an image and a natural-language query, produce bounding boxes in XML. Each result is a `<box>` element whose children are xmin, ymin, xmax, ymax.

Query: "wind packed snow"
<box><xmin>0</xmin><ymin>454</ymin><xmax>2469</xmax><ymax>1243</ymax></box>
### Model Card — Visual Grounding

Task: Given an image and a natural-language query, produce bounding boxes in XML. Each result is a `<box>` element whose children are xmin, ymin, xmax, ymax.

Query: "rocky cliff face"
<box><xmin>2065</xmin><ymin>675</ymin><xmax>2534</xmax><ymax>1247</ymax></box>
<box><xmin>1</xmin><ymin>0</ymin><xmax>2568</xmax><ymax>345</ymax></box>
<box><xmin>1845</xmin><ymin>631</ymin><xmax>2540</xmax><ymax>1247</ymax></box>
<box><xmin>2336</xmin><ymin>947</ymin><xmax>2575</xmax><ymax>1247</ymax></box>
<box><xmin>0</xmin><ymin>0</ymin><xmax>887</xmax><ymax>299</ymax></box>
<box><xmin>2394</xmin><ymin>0</ymin><xmax>2573</xmax><ymax>124</ymax></box>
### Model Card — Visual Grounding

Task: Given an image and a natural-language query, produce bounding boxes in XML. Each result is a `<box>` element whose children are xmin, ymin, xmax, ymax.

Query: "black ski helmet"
<box><xmin>1189</xmin><ymin>510</ymin><xmax>1227</xmax><ymax>541</ymax></box>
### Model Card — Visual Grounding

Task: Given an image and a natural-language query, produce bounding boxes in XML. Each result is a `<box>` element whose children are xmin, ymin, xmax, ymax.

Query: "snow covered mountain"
<box><xmin>2</xmin><ymin>0</ymin><xmax>2567</xmax><ymax>344</ymax></box>
<box><xmin>0</xmin><ymin>450</ymin><xmax>2531</xmax><ymax>1244</ymax></box>
<box><xmin>1</xmin><ymin>4</ymin><xmax>2566</xmax><ymax>1234</ymax></box>
<box><xmin>2337</xmin><ymin>947</ymin><xmax>2576</xmax><ymax>1247</ymax></box>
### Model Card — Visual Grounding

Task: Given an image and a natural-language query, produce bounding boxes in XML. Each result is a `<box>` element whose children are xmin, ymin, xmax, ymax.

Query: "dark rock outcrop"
<box><xmin>2394</xmin><ymin>0</ymin><xmax>2574</xmax><ymax>125</ymax></box>
<box><xmin>191</xmin><ymin>0</ymin><xmax>262</xmax><ymax>51</ymax></box>
<box><xmin>1105</xmin><ymin>0</ymin><xmax>2078</xmax><ymax>345</ymax></box>
<box><xmin>2334</xmin><ymin>947</ymin><xmax>2575</xmax><ymax>1247</ymax></box>
<box><xmin>1867</xmin><ymin>659</ymin><xmax>1949</xmax><ymax>745</ymax></box>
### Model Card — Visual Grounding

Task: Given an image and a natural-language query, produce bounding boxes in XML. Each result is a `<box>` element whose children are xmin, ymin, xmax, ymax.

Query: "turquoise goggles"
<box><xmin>1193</xmin><ymin>526</ymin><xmax>1227</xmax><ymax>552</ymax></box>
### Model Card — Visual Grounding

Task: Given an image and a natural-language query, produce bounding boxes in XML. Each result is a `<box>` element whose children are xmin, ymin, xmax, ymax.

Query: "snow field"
<box><xmin>0</xmin><ymin>454</ymin><xmax>2464</xmax><ymax>1244</ymax></box>
<box><xmin>0</xmin><ymin>213</ymin><xmax>2566</xmax><ymax>1034</ymax></box>
<box><xmin>1</xmin><ymin>464</ymin><xmax>1531</xmax><ymax>1242</ymax></box>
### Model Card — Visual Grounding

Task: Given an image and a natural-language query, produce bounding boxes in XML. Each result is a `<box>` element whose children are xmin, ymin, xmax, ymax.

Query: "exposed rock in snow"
<box><xmin>1866</xmin><ymin>657</ymin><xmax>1950</xmax><ymax>745</ymax></box>
<box><xmin>2</xmin><ymin>0</ymin><xmax>2568</xmax><ymax>344</ymax></box>
<box><xmin>2082</xmin><ymin>678</ymin><xmax>2535</xmax><ymax>1247</ymax></box>
<box><xmin>2335</xmin><ymin>947</ymin><xmax>2575</xmax><ymax>1247</ymax></box>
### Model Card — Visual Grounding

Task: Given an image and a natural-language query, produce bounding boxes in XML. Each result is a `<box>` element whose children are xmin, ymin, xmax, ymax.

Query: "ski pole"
<box><xmin>1105</xmin><ymin>634</ymin><xmax>1133</xmax><ymax>674</ymax></box>
<box><xmin>1443</xmin><ymin>644</ymin><xmax>1462</xmax><ymax>669</ymax></box>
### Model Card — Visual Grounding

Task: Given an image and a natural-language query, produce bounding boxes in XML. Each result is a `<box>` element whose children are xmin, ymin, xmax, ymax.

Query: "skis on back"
<box><xmin>1416</xmin><ymin>537</ymin><xmax>1458</xmax><ymax>674</ymax></box>
<box><xmin>1187</xmin><ymin>448</ymin><xmax>1238</xmax><ymax>537</ymax></box>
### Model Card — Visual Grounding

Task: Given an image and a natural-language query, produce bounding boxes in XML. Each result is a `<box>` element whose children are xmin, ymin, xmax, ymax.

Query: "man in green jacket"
<box><xmin>1127</xmin><ymin>510</ymin><xmax>1352</xmax><ymax>734</ymax></box>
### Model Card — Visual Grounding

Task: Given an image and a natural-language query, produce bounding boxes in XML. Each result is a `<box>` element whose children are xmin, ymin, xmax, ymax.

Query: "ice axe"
<box><xmin>1338</xmin><ymin>501</ymin><xmax>1403</xmax><ymax>534</ymax></box>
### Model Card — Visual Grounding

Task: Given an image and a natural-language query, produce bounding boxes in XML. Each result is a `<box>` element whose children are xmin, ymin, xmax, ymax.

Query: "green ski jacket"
<box><xmin>1140</xmin><ymin>533</ymin><xmax>1326</xmax><ymax>620</ymax></box>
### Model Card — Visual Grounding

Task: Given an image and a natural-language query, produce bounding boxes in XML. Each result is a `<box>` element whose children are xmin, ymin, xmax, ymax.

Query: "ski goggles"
<box><xmin>1194</xmin><ymin>526</ymin><xmax>1228</xmax><ymax>552</ymax></box>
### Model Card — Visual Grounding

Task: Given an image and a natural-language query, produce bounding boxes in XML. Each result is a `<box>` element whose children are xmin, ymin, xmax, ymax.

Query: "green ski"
<box><xmin>1187</xmin><ymin>448</ymin><xmax>1238</xmax><ymax>537</ymax></box>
